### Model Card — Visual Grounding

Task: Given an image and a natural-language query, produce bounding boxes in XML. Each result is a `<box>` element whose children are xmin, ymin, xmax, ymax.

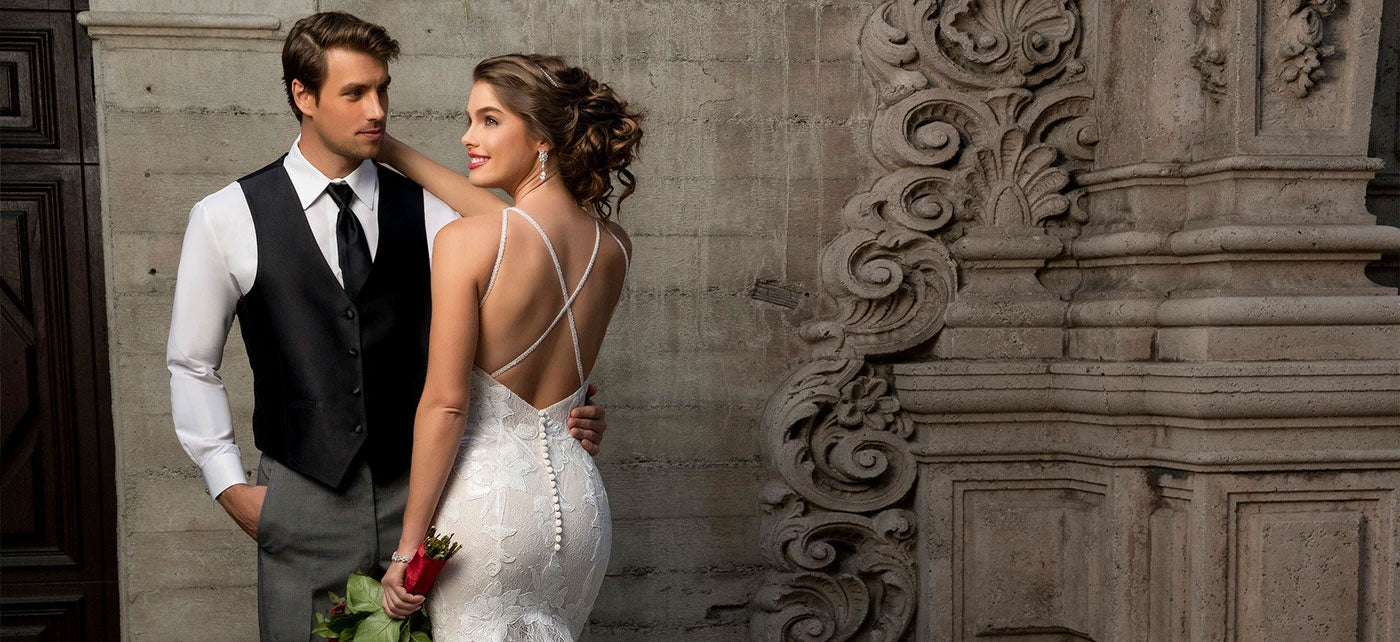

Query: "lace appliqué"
<box><xmin>425</xmin><ymin>369</ymin><xmax>611</xmax><ymax>641</ymax></box>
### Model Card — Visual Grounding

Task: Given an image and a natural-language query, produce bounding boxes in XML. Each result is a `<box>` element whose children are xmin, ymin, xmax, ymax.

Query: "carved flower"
<box><xmin>835</xmin><ymin>376</ymin><xmax>901</xmax><ymax>432</ymax></box>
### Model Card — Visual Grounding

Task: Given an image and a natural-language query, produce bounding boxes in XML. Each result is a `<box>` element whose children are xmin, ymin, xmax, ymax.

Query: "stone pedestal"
<box><xmin>753</xmin><ymin>0</ymin><xmax>1400</xmax><ymax>639</ymax></box>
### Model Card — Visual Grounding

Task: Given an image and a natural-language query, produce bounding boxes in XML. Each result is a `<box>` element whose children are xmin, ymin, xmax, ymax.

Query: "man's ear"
<box><xmin>292</xmin><ymin>78</ymin><xmax>318</xmax><ymax>119</ymax></box>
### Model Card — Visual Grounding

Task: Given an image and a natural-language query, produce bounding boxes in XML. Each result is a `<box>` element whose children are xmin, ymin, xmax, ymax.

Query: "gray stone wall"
<box><xmin>86</xmin><ymin>1</ymin><xmax>876</xmax><ymax>639</ymax></box>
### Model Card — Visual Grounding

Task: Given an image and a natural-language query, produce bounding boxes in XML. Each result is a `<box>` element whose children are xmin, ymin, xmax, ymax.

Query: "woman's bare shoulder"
<box><xmin>602</xmin><ymin>217</ymin><xmax>632</xmax><ymax>256</ymax></box>
<box><xmin>432</xmin><ymin>206</ymin><xmax>509</xmax><ymax>263</ymax></box>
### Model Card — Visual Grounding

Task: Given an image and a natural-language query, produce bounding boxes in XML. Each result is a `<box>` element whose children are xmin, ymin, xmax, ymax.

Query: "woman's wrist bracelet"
<box><xmin>390</xmin><ymin>551</ymin><xmax>413</xmax><ymax>564</ymax></box>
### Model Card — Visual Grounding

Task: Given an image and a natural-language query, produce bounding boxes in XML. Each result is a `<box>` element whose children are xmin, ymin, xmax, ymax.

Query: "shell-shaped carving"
<box><xmin>965</xmin><ymin>128</ymin><xmax>1071</xmax><ymax>228</ymax></box>
<box><xmin>934</xmin><ymin>0</ymin><xmax>1081</xmax><ymax>88</ymax></box>
<box><xmin>864</xmin><ymin>0</ymin><xmax>1086</xmax><ymax>94</ymax></box>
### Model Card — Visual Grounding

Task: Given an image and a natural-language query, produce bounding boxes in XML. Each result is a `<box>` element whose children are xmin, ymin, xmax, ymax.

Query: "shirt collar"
<box><xmin>283</xmin><ymin>134</ymin><xmax>378</xmax><ymax>212</ymax></box>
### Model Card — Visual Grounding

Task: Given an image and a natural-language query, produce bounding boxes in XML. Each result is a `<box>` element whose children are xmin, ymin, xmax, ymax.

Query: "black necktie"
<box><xmin>327</xmin><ymin>182</ymin><xmax>371</xmax><ymax>300</ymax></box>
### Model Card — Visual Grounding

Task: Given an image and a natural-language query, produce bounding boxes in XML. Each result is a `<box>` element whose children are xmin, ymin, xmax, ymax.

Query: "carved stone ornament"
<box><xmin>754</xmin><ymin>0</ymin><xmax>1094</xmax><ymax>638</ymax></box>
<box><xmin>753</xmin><ymin>360</ymin><xmax>917</xmax><ymax>641</ymax></box>
<box><xmin>752</xmin><ymin>482</ymin><xmax>917</xmax><ymax>642</ymax></box>
<box><xmin>1278</xmin><ymin>0</ymin><xmax>1345</xmax><ymax>97</ymax></box>
<box><xmin>761</xmin><ymin>360</ymin><xmax>917</xmax><ymax>514</ymax></box>
<box><xmin>1190</xmin><ymin>0</ymin><xmax>1228</xmax><ymax>101</ymax></box>
<box><xmin>863</xmin><ymin>0</ymin><xmax>1085</xmax><ymax>98</ymax></box>
<box><xmin>798</xmin><ymin>172</ymin><xmax>960</xmax><ymax>358</ymax></box>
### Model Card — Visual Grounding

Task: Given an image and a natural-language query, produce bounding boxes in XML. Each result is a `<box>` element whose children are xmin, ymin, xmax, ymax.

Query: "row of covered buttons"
<box><xmin>539</xmin><ymin>409</ymin><xmax>564</xmax><ymax>551</ymax></box>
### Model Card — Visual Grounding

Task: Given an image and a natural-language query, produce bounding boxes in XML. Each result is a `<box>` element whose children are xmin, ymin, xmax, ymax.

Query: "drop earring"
<box><xmin>538</xmin><ymin>150</ymin><xmax>549</xmax><ymax>181</ymax></box>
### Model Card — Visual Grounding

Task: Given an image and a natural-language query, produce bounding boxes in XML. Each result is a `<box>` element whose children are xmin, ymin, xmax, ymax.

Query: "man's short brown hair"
<box><xmin>282</xmin><ymin>11</ymin><xmax>400</xmax><ymax>121</ymax></box>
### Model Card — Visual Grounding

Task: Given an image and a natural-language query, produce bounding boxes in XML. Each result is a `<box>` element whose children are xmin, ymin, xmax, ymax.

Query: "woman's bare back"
<box><xmin>472</xmin><ymin>206</ymin><xmax>630</xmax><ymax>409</ymax></box>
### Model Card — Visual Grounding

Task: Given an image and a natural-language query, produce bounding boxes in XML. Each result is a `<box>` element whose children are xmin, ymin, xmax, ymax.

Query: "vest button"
<box><xmin>352</xmin><ymin>424</ymin><xmax>363</xmax><ymax>434</ymax></box>
<box><xmin>352</xmin><ymin>387</ymin><xmax>362</xmax><ymax>397</ymax></box>
<box><xmin>348</xmin><ymin>348</ymin><xmax>360</xmax><ymax>357</ymax></box>
<box><xmin>344</xmin><ymin>307</ymin><xmax>356</xmax><ymax>320</ymax></box>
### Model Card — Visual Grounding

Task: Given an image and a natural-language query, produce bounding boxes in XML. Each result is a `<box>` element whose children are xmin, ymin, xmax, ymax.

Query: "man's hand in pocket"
<box><xmin>216</xmin><ymin>483</ymin><xmax>268</xmax><ymax>540</ymax></box>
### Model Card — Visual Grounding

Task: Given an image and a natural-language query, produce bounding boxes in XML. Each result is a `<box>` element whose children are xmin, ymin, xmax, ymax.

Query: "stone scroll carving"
<box><xmin>752</xmin><ymin>360</ymin><xmax>919</xmax><ymax>641</ymax></box>
<box><xmin>753</xmin><ymin>481</ymin><xmax>918</xmax><ymax>641</ymax></box>
<box><xmin>753</xmin><ymin>0</ymin><xmax>1096</xmax><ymax>639</ymax></box>
<box><xmin>798</xmin><ymin>175</ymin><xmax>960</xmax><ymax>358</ymax></box>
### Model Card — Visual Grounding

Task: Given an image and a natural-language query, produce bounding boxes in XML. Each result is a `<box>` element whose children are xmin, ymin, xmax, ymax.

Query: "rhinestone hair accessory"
<box><xmin>526</xmin><ymin>58</ymin><xmax>561</xmax><ymax>89</ymax></box>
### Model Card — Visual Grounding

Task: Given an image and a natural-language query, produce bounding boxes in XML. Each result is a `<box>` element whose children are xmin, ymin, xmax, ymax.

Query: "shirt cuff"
<box><xmin>202</xmin><ymin>452</ymin><xmax>249</xmax><ymax>502</ymax></box>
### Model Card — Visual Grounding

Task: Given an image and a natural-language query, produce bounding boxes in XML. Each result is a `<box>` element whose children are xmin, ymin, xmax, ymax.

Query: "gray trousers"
<box><xmin>256</xmin><ymin>454</ymin><xmax>409</xmax><ymax>641</ymax></box>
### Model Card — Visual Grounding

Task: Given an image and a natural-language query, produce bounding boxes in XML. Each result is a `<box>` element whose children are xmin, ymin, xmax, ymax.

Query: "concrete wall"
<box><xmin>87</xmin><ymin>1</ymin><xmax>877</xmax><ymax>639</ymax></box>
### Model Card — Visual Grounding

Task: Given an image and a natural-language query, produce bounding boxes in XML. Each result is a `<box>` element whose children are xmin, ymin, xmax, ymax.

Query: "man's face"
<box><xmin>295</xmin><ymin>48</ymin><xmax>389</xmax><ymax>160</ymax></box>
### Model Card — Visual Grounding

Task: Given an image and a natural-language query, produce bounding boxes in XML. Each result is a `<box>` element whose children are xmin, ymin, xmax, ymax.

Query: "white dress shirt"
<box><xmin>167</xmin><ymin>136</ymin><xmax>460</xmax><ymax>500</ymax></box>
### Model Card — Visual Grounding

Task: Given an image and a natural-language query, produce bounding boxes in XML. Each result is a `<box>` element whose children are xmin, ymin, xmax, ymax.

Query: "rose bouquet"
<box><xmin>313</xmin><ymin>528</ymin><xmax>461</xmax><ymax>642</ymax></box>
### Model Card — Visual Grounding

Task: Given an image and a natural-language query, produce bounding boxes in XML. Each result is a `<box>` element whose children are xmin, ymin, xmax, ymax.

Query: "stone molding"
<box><xmin>77</xmin><ymin>11</ymin><xmax>281</xmax><ymax>40</ymax></box>
<box><xmin>1075</xmin><ymin>154</ymin><xmax>1383</xmax><ymax>185</ymax></box>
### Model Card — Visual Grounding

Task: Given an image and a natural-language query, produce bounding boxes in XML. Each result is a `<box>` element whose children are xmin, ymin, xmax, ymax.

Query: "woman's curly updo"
<box><xmin>474</xmin><ymin>54</ymin><xmax>643</xmax><ymax>220</ymax></box>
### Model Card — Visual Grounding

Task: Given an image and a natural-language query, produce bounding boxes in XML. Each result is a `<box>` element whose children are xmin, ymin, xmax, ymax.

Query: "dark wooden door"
<box><xmin>0</xmin><ymin>1</ymin><xmax>120</xmax><ymax>639</ymax></box>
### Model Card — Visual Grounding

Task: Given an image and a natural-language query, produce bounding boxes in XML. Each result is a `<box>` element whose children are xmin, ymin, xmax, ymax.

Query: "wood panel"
<box><xmin>0</xmin><ymin>5</ymin><xmax>117</xmax><ymax>639</ymax></box>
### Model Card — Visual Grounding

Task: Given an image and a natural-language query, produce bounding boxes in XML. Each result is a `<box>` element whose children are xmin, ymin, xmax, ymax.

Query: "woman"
<box><xmin>377</xmin><ymin>54</ymin><xmax>641</xmax><ymax>639</ymax></box>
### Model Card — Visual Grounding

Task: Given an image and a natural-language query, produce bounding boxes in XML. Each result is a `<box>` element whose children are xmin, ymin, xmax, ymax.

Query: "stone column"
<box><xmin>753</xmin><ymin>0</ymin><xmax>1400</xmax><ymax>639</ymax></box>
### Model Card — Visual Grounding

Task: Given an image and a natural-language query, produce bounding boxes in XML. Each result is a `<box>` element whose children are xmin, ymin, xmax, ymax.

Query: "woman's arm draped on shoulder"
<box><xmin>380</xmin><ymin>134</ymin><xmax>507</xmax><ymax>216</ymax></box>
<box><xmin>395</xmin><ymin>219</ymin><xmax>489</xmax><ymax>557</ymax></box>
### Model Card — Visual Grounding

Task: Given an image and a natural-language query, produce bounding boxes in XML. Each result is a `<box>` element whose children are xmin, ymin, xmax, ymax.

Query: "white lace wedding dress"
<box><xmin>425</xmin><ymin>207</ymin><xmax>627</xmax><ymax>641</ymax></box>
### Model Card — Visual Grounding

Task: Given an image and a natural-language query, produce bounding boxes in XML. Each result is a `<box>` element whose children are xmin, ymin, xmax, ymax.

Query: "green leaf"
<box><xmin>409</xmin><ymin>632</ymin><xmax>432</xmax><ymax>642</ymax></box>
<box><xmin>353</xmin><ymin>611</ymin><xmax>401</xmax><ymax>642</ymax></box>
<box><xmin>313</xmin><ymin>610</ymin><xmax>369</xmax><ymax>642</ymax></box>
<box><xmin>398</xmin><ymin>622</ymin><xmax>412</xmax><ymax>642</ymax></box>
<box><xmin>346</xmin><ymin>572</ymin><xmax>385</xmax><ymax>614</ymax></box>
<box><xmin>328</xmin><ymin>591</ymin><xmax>344</xmax><ymax>603</ymax></box>
<box><xmin>326</xmin><ymin>611</ymin><xmax>371</xmax><ymax>631</ymax></box>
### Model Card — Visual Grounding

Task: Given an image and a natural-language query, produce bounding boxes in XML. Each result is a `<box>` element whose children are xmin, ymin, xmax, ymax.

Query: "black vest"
<box><xmin>235</xmin><ymin>157</ymin><xmax>431</xmax><ymax>488</ymax></box>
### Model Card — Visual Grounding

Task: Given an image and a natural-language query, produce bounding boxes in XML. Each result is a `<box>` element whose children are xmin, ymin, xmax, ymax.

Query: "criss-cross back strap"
<box><xmin>604</xmin><ymin>222</ymin><xmax>630</xmax><ymax>273</ymax></box>
<box><xmin>479</xmin><ymin>208</ymin><xmax>510</xmax><ymax>307</ymax></box>
<box><xmin>490</xmin><ymin>207</ymin><xmax>601</xmax><ymax>385</ymax></box>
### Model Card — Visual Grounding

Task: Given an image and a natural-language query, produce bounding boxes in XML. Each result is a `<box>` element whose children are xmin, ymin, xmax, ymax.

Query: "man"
<box><xmin>166</xmin><ymin>12</ymin><xmax>608</xmax><ymax>640</ymax></box>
